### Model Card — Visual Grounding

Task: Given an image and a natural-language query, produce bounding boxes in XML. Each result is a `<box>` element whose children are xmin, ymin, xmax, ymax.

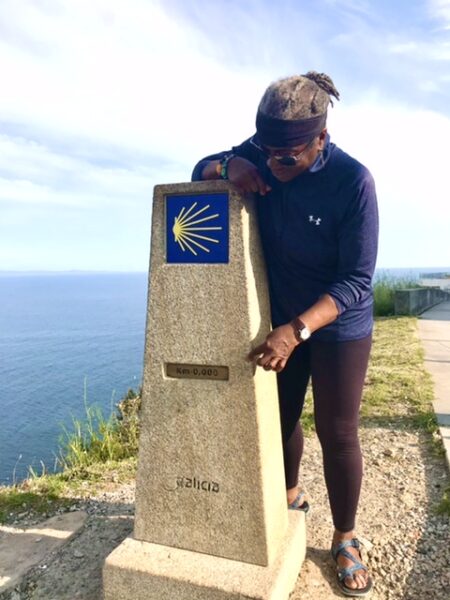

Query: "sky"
<box><xmin>0</xmin><ymin>0</ymin><xmax>449</xmax><ymax>271</ymax></box>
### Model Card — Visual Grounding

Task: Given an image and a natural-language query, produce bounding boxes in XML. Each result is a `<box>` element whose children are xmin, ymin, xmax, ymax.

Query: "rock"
<box><xmin>73</xmin><ymin>549</ymin><xmax>85</xmax><ymax>559</ymax></box>
<box><xmin>358</xmin><ymin>536</ymin><xmax>374</xmax><ymax>552</ymax></box>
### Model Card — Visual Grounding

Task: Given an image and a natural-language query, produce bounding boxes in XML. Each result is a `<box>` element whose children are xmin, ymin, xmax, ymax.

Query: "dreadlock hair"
<box><xmin>258</xmin><ymin>72</ymin><xmax>340</xmax><ymax>120</ymax></box>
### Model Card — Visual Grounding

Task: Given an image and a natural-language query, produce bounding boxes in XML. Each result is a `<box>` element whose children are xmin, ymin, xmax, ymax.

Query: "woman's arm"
<box><xmin>248</xmin><ymin>294</ymin><xmax>339</xmax><ymax>372</ymax></box>
<box><xmin>324</xmin><ymin>173</ymin><xmax>379</xmax><ymax>314</ymax></box>
<box><xmin>191</xmin><ymin>139</ymin><xmax>272</xmax><ymax>195</ymax></box>
<box><xmin>249</xmin><ymin>172</ymin><xmax>379</xmax><ymax>372</ymax></box>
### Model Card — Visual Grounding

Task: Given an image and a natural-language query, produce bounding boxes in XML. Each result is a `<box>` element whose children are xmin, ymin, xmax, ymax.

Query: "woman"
<box><xmin>192</xmin><ymin>72</ymin><xmax>378</xmax><ymax>597</ymax></box>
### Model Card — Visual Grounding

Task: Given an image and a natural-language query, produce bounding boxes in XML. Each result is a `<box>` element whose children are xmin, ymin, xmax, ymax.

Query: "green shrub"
<box><xmin>373</xmin><ymin>274</ymin><xmax>421</xmax><ymax>316</ymax></box>
<box><xmin>57</xmin><ymin>385</ymin><xmax>141</xmax><ymax>473</ymax></box>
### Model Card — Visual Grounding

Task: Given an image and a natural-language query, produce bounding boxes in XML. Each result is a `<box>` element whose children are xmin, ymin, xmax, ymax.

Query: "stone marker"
<box><xmin>103</xmin><ymin>181</ymin><xmax>306</xmax><ymax>599</ymax></box>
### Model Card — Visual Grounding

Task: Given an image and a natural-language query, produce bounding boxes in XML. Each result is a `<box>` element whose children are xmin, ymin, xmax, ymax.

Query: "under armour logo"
<box><xmin>309</xmin><ymin>215</ymin><xmax>321</xmax><ymax>226</ymax></box>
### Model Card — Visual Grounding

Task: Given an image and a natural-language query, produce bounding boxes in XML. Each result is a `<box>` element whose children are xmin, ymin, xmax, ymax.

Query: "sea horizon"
<box><xmin>1</xmin><ymin>267</ymin><xmax>449</xmax><ymax>485</ymax></box>
<box><xmin>1</xmin><ymin>266</ymin><xmax>450</xmax><ymax>275</ymax></box>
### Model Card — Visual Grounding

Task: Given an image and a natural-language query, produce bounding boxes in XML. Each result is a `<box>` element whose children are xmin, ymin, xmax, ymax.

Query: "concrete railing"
<box><xmin>394</xmin><ymin>287</ymin><xmax>450</xmax><ymax>316</ymax></box>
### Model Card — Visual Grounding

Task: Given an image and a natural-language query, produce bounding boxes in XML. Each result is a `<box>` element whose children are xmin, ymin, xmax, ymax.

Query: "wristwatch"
<box><xmin>291</xmin><ymin>317</ymin><xmax>311</xmax><ymax>343</ymax></box>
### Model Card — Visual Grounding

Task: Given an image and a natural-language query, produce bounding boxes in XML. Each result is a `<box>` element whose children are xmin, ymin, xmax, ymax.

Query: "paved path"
<box><xmin>0</xmin><ymin>511</ymin><xmax>87</xmax><ymax>595</ymax></box>
<box><xmin>417</xmin><ymin>301</ymin><xmax>450</xmax><ymax>470</ymax></box>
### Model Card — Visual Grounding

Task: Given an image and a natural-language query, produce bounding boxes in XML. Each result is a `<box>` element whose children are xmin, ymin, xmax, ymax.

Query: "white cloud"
<box><xmin>418</xmin><ymin>80</ymin><xmax>442</xmax><ymax>93</ymax></box>
<box><xmin>429</xmin><ymin>0</ymin><xmax>450</xmax><ymax>28</ymax></box>
<box><xmin>389</xmin><ymin>39</ymin><xmax>450</xmax><ymax>61</ymax></box>
<box><xmin>0</xmin><ymin>0</ymin><xmax>268</xmax><ymax>270</ymax></box>
<box><xmin>0</xmin><ymin>0</ymin><xmax>449</xmax><ymax>270</ymax></box>
<box><xmin>0</xmin><ymin>134</ymin><xmax>186</xmax><ymax>208</ymax></box>
<box><xmin>323</xmin><ymin>0</ymin><xmax>374</xmax><ymax>18</ymax></box>
<box><xmin>0</xmin><ymin>0</ymin><xmax>266</xmax><ymax>162</ymax></box>
<box><xmin>328</xmin><ymin>97</ymin><xmax>450</xmax><ymax>267</ymax></box>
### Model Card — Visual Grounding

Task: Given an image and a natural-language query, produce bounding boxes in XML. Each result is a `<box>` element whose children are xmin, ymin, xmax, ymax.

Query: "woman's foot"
<box><xmin>287</xmin><ymin>486</ymin><xmax>310</xmax><ymax>512</ymax></box>
<box><xmin>287</xmin><ymin>486</ymin><xmax>300</xmax><ymax>505</ymax></box>
<box><xmin>331</xmin><ymin>531</ymin><xmax>373</xmax><ymax>596</ymax></box>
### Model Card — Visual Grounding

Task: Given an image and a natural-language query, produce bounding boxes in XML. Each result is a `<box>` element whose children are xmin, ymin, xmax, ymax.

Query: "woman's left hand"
<box><xmin>248</xmin><ymin>324</ymin><xmax>299</xmax><ymax>372</ymax></box>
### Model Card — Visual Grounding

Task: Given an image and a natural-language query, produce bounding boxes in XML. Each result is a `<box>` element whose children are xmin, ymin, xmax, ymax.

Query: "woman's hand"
<box><xmin>248</xmin><ymin>324</ymin><xmax>299</xmax><ymax>372</ymax></box>
<box><xmin>228</xmin><ymin>157</ymin><xmax>271</xmax><ymax>196</ymax></box>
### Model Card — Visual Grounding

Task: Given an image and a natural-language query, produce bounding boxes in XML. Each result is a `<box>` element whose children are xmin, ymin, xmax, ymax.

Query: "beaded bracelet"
<box><xmin>216</xmin><ymin>154</ymin><xmax>235</xmax><ymax>180</ymax></box>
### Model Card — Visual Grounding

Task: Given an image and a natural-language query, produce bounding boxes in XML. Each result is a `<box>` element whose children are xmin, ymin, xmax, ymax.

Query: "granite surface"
<box><xmin>104</xmin><ymin>512</ymin><xmax>305</xmax><ymax>600</ymax></box>
<box><xmin>134</xmin><ymin>182</ymin><xmax>287</xmax><ymax>567</ymax></box>
<box><xmin>104</xmin><ymin>181</ymin><xmax>306</xmax><ymax>600</ymax></box>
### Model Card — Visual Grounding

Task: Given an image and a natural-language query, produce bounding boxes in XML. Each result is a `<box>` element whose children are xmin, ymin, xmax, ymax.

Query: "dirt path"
<box><xmin>1</xmin><ymin>424</ymin><xmax>449</xmax><ymax>600</ymax></box>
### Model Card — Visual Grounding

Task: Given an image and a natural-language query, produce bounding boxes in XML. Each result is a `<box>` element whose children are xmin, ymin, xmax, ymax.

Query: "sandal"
<box><xmin>331</xmin><ymin>538</ymin><xmax>373</xmax><ymax>597</ymax></box>
<box><xmin>288</xmin><ymin>490</ymin><xmax>310</xmax><ymax>514</ymax></box>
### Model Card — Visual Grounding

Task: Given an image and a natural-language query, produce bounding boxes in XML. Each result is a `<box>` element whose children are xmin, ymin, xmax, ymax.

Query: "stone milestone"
<box><xmin>103</xmin><ymin>181</ymin><xmax>306</xmax><ymax>600</ymax></box>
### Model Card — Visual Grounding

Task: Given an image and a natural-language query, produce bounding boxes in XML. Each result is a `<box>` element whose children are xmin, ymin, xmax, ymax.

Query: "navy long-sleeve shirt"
<box><xmin>192</xmin><ymin>136</ymin><xmax>379</xmax><ymax>342</ymax></box>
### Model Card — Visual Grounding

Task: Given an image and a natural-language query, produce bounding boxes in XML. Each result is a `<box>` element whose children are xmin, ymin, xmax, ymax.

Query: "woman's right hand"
<box><xmin>227</xmin><ymin>157</ymin><xmax>272</xmax><ymax>196</ymax></box>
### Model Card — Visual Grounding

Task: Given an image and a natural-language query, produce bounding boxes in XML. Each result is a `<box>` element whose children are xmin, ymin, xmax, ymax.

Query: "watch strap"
<box><xmin>291</xmin><ymin>317</ymin><xmax>310</xmax><ymax>343</ymax></box>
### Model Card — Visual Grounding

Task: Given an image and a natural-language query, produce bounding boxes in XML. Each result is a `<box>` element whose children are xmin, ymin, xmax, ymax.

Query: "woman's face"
<box><xmin>265</xmin><ymin>129</ymin><xmax>327</xmax><ymax>182</ymax></box>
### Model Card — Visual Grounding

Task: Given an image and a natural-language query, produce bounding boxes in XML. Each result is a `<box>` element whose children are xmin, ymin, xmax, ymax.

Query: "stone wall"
<box><xmin>394</xmin><ymin>287</ymin><xmax>450</xmax><ymax>315</ymax></box>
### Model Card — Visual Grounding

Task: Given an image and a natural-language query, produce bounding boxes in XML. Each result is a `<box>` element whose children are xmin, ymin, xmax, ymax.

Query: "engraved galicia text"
<box><xmin>176</xmin><ymin>476</ymin><xmax>220</xmax><ymax>493</ymax></box>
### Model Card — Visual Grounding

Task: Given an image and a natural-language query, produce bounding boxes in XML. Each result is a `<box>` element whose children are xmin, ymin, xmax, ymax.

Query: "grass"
<box><xmin>362</xmin><ymin>317</ymin><xmax>434</xmax><ymax>421</ymax></box>
<box><xmin>0</xmin><ymin>389</ymin><xmax>141</xmax><ymax>524</ymax></box>
<box><xmin>57</xmin><ymin>385</ymin><xmax>141</xmax><ymax>472</ymax></box>
<box><xmin>0</xmin><ymin>489</ymin><xmax>70</xmax><ymax>525</ymax></box>
<box><xmin>437</xmin><ymin>485</ymin><xmax>450</xmax><ymax>515</ymax></box>
<box><xmin>301</xmin><ymin>315</ymin><xmax>449</xmax><ymax>515</ymax></box>
<box><xmin>0</xmin><ymin>457</ymin><xmax>138</xmax><ymax>524</ymax></box>
<box><xmin>302</xmin><ymin>316</ymin><xmax>436</xmax><ymax>433</ymax></box>
<box><xmin>1</xmin><ymin>314</ymin><xmax>449</xmax><ymax>521</ymax></box>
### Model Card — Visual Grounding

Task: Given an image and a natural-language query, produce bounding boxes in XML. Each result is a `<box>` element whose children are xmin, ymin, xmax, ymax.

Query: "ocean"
<box><xmin>0</xmin><ymin>267</ymin><xmax>448</xmax><ymax>485</ymax></box>
<box><xmin>0</xmin><ymin>273</ymin><xmax>147</xmax><ymax>484</ymax></box>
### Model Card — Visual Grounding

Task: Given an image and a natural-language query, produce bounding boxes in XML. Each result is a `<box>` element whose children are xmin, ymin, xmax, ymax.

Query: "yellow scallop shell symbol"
<box><xmin>172</xmin><ymin>202</ymin><xmax>222</xmax><ymax>256</ymax></box>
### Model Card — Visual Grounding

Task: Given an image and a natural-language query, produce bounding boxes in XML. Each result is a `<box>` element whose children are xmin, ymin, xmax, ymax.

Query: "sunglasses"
<box><xmin>250</xmin><ymin>135</ymin><xmax>315</xmax><ymax>166</ymax></box>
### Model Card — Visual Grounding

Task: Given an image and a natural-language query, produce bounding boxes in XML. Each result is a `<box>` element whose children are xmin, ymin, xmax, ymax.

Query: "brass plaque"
<box><xmin>166</xmin><ymin>363</ymin><xmax>229</xmax><ymax>381</ymax></box>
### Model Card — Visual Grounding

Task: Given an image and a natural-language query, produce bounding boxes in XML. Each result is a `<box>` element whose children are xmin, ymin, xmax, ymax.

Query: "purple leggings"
<box><xmin>277</xmin><ymin>334</ymin><xmax>372</xmax><ymax>533</ymax></box>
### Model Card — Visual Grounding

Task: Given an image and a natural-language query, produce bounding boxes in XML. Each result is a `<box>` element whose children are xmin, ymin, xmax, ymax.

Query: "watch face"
<box><xmin>300</xmin><ymin>327</ymin><xmax>311</xmax><ymax>340</ymax></box>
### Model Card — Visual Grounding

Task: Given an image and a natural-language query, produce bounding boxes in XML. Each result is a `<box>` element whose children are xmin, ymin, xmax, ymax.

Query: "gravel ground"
<box><xmin>2</xmin><ymin>424</ymin><xmax>449</xmax><ymax>600</ymax></box>
<box><xmin>295</xmin><ymin>425</ymin><xmax>450</xmax><ymax>600</ymax></box>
